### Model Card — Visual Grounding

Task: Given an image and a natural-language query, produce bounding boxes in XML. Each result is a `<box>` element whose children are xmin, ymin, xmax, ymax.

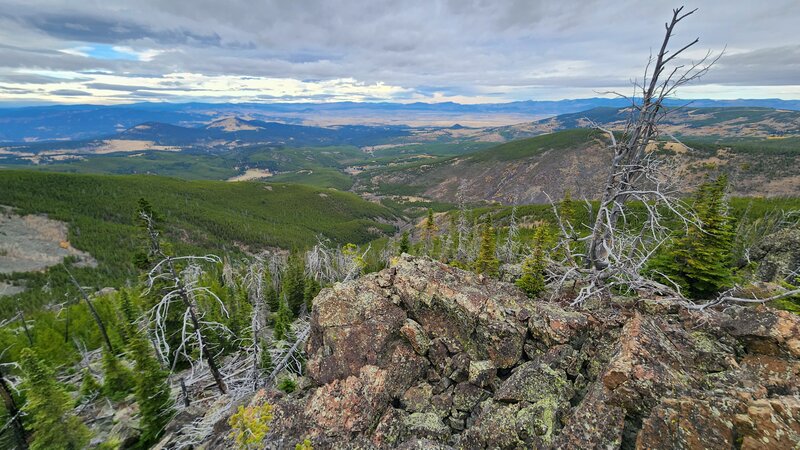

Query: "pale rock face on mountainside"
<box><xmin>181</xmin><ymin>255</ymin><xmax>800</xmax><ymax>449</ymax></box>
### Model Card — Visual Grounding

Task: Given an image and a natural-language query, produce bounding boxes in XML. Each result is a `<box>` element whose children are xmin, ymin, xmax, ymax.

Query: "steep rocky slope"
<box><xmin>362</xmin><ymin>128</ymin><xmax>800</xmax><ymax>203</ymax></box>
<box><xmin>196</xmin><ymin>255</ymin><xmax>800</xmax><ymax>449</ymax></box>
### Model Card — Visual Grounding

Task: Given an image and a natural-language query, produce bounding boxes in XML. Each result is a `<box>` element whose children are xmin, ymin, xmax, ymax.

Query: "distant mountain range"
<box><xmin>2</xmin><ymin>98</ymin><xmax>800</xmax><ymax>143</ymax></box>
<box><xmin>112</xmin><ymin>117</ymin><xmax>412</xmax><ymax>147</ymax></box>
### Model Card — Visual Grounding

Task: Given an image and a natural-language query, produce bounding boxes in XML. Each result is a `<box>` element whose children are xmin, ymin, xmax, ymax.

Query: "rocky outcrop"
<box><xmin>753</xmin><ymin>225</ymin><xmax>800</xmax><ymax>283</ymax></box>
<box><xmin>215</xmin><ymin>255</ymin><xmax>800</xmax><ymax>449</ymax></box>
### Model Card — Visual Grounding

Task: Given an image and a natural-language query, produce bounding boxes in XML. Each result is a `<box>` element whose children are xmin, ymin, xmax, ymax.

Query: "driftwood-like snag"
<box><xmin>585</xmin><ymin>6</ymin><xmax>712</xmax><ymax>272</ymax></box>
<box><xmin>546</xmin><ymin>7</ymin><xmax>800</xmax><ymax>309</ymax></box>
<box><xmin>140</xmin><ymin>211</ymin><xmax>228</xmax><ymax>394</ymax></box>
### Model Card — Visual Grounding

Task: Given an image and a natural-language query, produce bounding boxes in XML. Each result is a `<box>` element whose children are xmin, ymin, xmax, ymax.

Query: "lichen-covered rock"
<box><xmin>402</xmin><ymin>383</ymin><xmax>433</xmax><ymax>413</ymax></box>
<box><xmin>447</xmin><ymin>352</ymin><xmax>471</xmax><ymax>382</ymax></box>
<box><xmin>306</xmin><ymin>275</ymin><xmax>410</xmax><ymax>385</ymax></box>
<box><xmin>735</xmin><ymin>396</ymin><xmax>800</xmax><ymax>449</ymax></box>
<box><xmin>201</xmin><ymin>256</ymin><xmax>800</xmax><ymax>449</ymax></box>
<box><xmin>397</xmin><ymin>438</ymin><xmax>455</xmax><ymax>450</ymax></box>
<box><xmin>459</xmin><ymin>400</ymin><xmax>526</xmax><ymax>450</ymax></box>
<box><xmin>554</xmin><ymin>383</ymin><xmax>625</xmax><ymax>449</ymax></box>
<box><xmin>717</xmin><ymin>306</ymin><xmax>800</xmax><ymax>357</ymax></box>
<box><xmin>400</xmin><ymin>412</ymin><xmax>450</xmax><ymax>443</ymax></box>
<box><xmin>303</xmin><ymin>365</ymin><xmax>391</xmax><ymax>435</ymax></box>
<box><xmin>494</xmin><ymin>362</ymin><xmax>573</xmax><ymax>406</ymax></box>
<box><xmin>752</xmin><ymin>226</ymin><xmax>800</xmax><ymax>283</ymax></box>
<box><xmin>636</xmin><ymin>397</ymin><xmax>736</xmax><ymax>450</ymax></box>
<box><xmin>453</xmin><ymin>382</ymin><xmax>489</xmax><ymax>412</ymax></box>
<box><xmin>467</xmin><ymin>360</ymin><xmax>496</xmax><ymax>388</ymax></box>
<box><xmin>401</xmin><ymin>318</ymin><xmax>431</xmax><ymax>355</ymax></box>
<box><xmin>390</xmin><ymin>255</ymin><xmax>528</xmax><ymax>368</ymax></box>
<box><xmin>527</xmin><ymin>303</ymin><xmax>590</xmax><ymax>348</ymax></box>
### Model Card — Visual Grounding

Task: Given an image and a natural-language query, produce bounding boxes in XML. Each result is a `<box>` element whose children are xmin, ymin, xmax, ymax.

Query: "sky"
<box><xmin>0</xmin><ymin>0</ymin><xmax>798</xmax><ymax>105</ymax></box>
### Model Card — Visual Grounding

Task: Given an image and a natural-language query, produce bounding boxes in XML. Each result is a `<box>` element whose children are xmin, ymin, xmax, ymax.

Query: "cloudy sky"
<box><xmin>0</xmin><ymin>0</ymin><xmax>798</xmax><ymax>105</ymax></box>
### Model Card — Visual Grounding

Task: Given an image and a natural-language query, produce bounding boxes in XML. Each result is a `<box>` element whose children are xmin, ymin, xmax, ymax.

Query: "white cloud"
<box><xmin>0</xmin><ymin>0</ymin><xmax>798</xmax><ymax>103</ymax></box>
<box><xmin>0</xmin><ymin>70</ymin><xmax>414</xmax><ymax>104</ymax></box>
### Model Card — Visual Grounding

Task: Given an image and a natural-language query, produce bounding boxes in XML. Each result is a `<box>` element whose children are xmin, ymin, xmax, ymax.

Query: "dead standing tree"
<box><xmin>550</xmin><ymin>6</ymin><xmax>715</xmax><ymax>304</ymax></box>
<box><xmin>555</xmin><ymin>6</ymin><xmax>800</xmax><ymax>308</ymax></box>
<box><xmin>139</xmin><ymin>211</ymin><xmax>228</xmax><ymax>394</ymax></box>
<box><xmin>241</xmin><ymin>258</ymin><xmax>268</xmax><ymax>389</ymax></box>
<box><xmin>585</xmin><ymin>6</ymin><xmax>713</xmax><ymax>273</ymax></box>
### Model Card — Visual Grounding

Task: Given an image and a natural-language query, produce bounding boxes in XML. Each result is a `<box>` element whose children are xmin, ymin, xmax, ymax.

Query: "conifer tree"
<box><xmin>19</xmin><ymin>348</ymin><xmax>90</xmax><ymax>450</ymax></box>
<box><xmin>133</xmin><ymin>198</ymin><xmax>160</xmax><ymax>270</ymax></box>
<box><xmin>128</xmin><ymin>332</ymin><xmax>174</xmax><ymax>445</ymax></box>
<box><xmin>441</xmin><ymin>214</ymin><xmax>458</xmax><ymax>262</ymax></box>
<box><xmin>281</xmin><ymin>255</ymin><xmax>306</xmax><ymax>315</ymax></box>
<box><xmin>474</xmin><ymin>217</ymin><xmax>500</xmax><ymax>277</ymax></box>
<box><xmin>101</xmin><ymin>349</ymin><xmax>135</xmax><ymax>401</ymax></box>
<box><xmin>650</xmin><ymin>175</ymin><xmax>735</xmax><ymax>298</ymax></box>
<box><xmin>560</xmin><ymin>190</ymin><xmax>576</xmax><ymax>226</ymax></box>
<box><xmin>423</xmin><ymin>208</ymin><xmax>438</xmax><ymax>255</ymax></box>
<box><xmin>398</xmin><ymin>231</ymin><xmax>411</xmax><ymax>255</ymax></box>
<box><xmin>79</xmin><ymin>368</ymin><xmax>101</xmax><ymax>400</ymax></box>
<box><xmin>273</xmin><ymin>297</ymin><xmax>293</xmax><ymax>342</ymax></box>
<box><xmin>265</xmin><ymin>281</ymin><xmax>280</xmax><ymax>315</ymax></box>
<box><xmin>117</xmin><ymin>288</ymin><xmax>139</xmax><ymax>343</ymax></box>
<box><xmin>516</xmin><ymin>226</ymin><xmax>548</xmax><ymax>298</ymax></box>
<box><xmin>260</xmin><ymin>339</ymin><xmax>274</xmax><ymax>372</ymax></box>
<box><xmin>303</xmin><ymin>277</ymin><xmax>321</xmax><ymax>312</ymax></box>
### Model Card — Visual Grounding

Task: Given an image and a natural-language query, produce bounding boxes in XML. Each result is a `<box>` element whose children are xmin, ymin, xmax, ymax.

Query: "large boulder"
<box><xmin>752</xmin><ymin>226</ymin><xmax>800</xmax><ymax>283</ymax></box>
<box><xmin>204</xmin><ymin>256</ymin><xmax>800</xmax><ymax>449</ymax></box>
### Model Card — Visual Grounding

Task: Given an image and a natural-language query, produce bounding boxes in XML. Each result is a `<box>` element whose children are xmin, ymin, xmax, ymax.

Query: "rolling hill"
<box><xmin>358</xmin><ymin>129</ymin><xmax>800</xmax><ymax>203</ymax></box>
<box><xmin>0</xmin><ymin>170</ymin><xmax>398</xmax><ymax>315</ymax></box>
<box><xmin>478</xmin><ymin>106</ymin><xmax>800</xmax><ymax>142</ymax></box>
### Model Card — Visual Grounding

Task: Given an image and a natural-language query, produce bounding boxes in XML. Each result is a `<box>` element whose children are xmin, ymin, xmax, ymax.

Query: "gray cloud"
<box><xmin>0</xmin><ymin>0</ymin><xmax>798</xmax><ymax>103</ymax></box>
<box><xmin>50</xmin><ymin>89</ymin><xmax>91</xmax><ymax>96</ymax></box>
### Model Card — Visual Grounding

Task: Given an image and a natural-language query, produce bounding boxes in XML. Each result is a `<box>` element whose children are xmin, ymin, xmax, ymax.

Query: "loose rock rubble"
<box><xmin>205</xmin><ymin>255</ymin><xmax>800</xmax><ymax>449</ymax></box>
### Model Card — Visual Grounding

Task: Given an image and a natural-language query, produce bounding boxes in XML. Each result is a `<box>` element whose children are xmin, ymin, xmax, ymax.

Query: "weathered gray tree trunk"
<box><xmin>586</xmin><ymin>6</ymin><xmax>701</xmax><ymax>270</ymax></box>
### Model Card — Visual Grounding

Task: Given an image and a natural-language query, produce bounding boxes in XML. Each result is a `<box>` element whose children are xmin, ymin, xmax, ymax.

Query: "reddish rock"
<box><xmin>636</xmin><ymin>397</ymin><xmax>736</xmax><ymax>450</ymax></box>
<box><xmin>208</xmin><ymin>257</ymin><xmax>800</xmax><ymax>449</ymax></box>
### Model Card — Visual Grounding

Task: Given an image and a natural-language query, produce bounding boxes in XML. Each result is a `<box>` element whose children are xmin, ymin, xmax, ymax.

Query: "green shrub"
<box><xmin>277</xmin><ymin>377</ymin><xmax>297</xmax><ymax>394</ymax></box>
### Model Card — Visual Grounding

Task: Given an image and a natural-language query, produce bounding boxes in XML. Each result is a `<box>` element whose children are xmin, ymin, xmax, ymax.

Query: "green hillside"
<box><xmin>360</xmin><ymin>128</ymin><xmax>800</xmax><ymax>203</ymax></box>
<box><xmin>462</xmin><ymin>129</ymin><xmax>597</xmax><ymax>162</ymax></box>
<box><xmin>0</xmin><ymin>170</ymin><xmax>396</xmax><ymax>315</ymax></box>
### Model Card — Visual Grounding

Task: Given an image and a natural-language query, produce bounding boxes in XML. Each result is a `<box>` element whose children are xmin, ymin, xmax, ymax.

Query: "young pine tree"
<box><xmin>474</xmin><ymin>217</ymin><xmax>500</xmax><ymax>277</ymax></box>
<box><xmin>101</xmin><ymin>349</ymin><xmax>135</xmax><ymax>401</ymax></box>
<box><xmin>19</xmin><ymin>348</ymin><xmax>90</xmax><ymax>450</ymax></box>
<box><xmin>281</xmin><ymin>255</ymin><xmax>306</xmax><ymax>316</ymax></box>
<box><xmin>423</xmin><ymin>209</ymin><xmax>438</xmax><ymax>256</ymax></box>
<box><xmin>265</xmin><ymin>280</ymin><xmax>280</xmax><ymax>315</ymax></box>
<box><xmin>651</xmin><ymin>175</ymin><xmax>736</xmax><ymax>298</ymax></box>
<box><xmin>398</xmin><ymin>231</ymin><xmax>411</xmax><ymax>255</ymax></box>
<box><xmin>128</xmin><ymin>332</ymin><xmax>174</xmax><ymax>445</ymax></box>
<box><xmin>272</xmin><ymin>297</ymin><xmax>294</xmax><ymax>342</ymax></box>
<box><xmin>303</xmin><ymin>277</ymin><xmax>321</xmax><ymax>312</ymax></box>
<box><xmin>117</xmin><ymin>288</ymin><xmax>139</xmax><ymax>343</ymax></box>
<box><xmin>79</xmin><ymin>368</ymin><xmax>102</xmax><ymax>400</ymax></box>
<box><xmin>516</xmin><ymin>226</ymin><xmax>549</xmax><ymax>298</ymax></box>
<box><xmin>259</xmin><ymin>339</ymin><xmax>275</xmax><ymax>372</ymax></box>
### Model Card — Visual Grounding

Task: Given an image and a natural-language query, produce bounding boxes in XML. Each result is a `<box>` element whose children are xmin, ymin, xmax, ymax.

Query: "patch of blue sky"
<box><xmin>84</xmin><ymin>44</ymin><xmax>139</xmax><ymax>60</ymax></box>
